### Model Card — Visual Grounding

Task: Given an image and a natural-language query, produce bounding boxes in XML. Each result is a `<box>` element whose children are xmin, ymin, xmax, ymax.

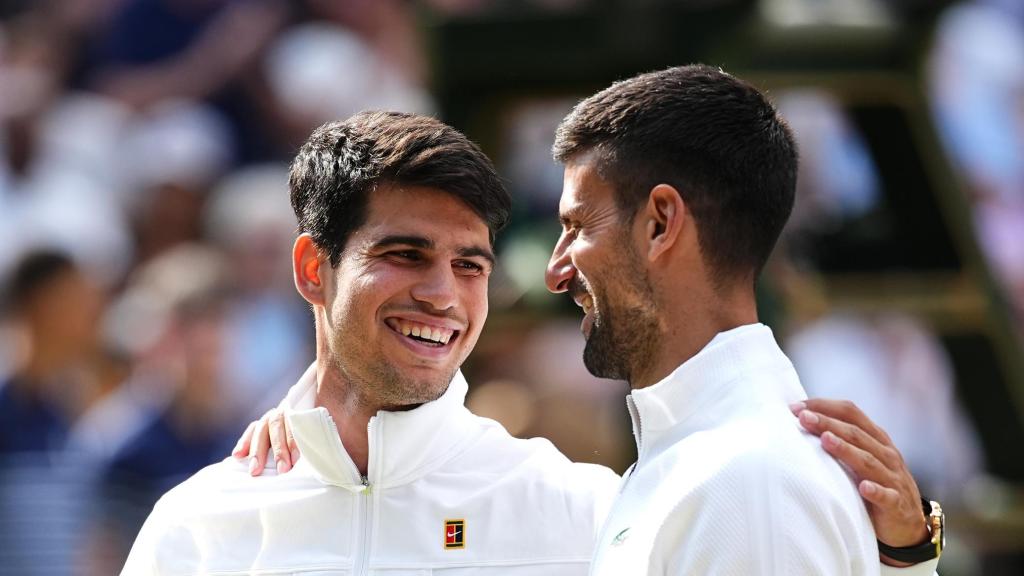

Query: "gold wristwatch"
<box><xmin>876</xmin><ymin>498</ymin><xmax>944</xmax><ymax>563</ymax></box>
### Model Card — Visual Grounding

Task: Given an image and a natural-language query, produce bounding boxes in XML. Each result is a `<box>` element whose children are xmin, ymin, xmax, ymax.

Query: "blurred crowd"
<box><xmin>0</xmin><ymin>0</ymin><xmax>1021</xmax><ymax>574</ymax></box>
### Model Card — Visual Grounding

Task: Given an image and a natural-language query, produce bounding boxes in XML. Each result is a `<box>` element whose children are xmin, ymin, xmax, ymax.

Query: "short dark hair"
<box><xmin>2</xmin><ymin>250</ymin><xmax>76</xmax><ymax>315</ymax></box>
<box><xmin>289</xmin><ymin>111</ymin><xmax>511</xmax><ymax>266</ymax></box>
<box><xmin>553</xmin><ymin>64</ymin><xmax>797</xmax><ymax>283</ymax></box>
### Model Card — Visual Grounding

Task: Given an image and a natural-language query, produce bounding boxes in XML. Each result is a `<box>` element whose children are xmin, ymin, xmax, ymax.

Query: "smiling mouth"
<box><xmin>384</xmin><ymin>318</ymin><xmax>460</xmax><ymax>348</ymax></box>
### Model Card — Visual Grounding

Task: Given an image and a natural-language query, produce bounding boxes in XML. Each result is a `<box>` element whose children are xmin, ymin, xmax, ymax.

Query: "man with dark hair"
<box><xmin>121</xmin><ymin>111</ymin><xmax>622</xmax><ymax>574</ymax></box>
<box><xmin>0</xmin><ymin>250</ymin><xmax>104</xmax><ymax>574</ymax></box>
<box><xmin>544</xmin><ymin>65</ymin><xmax>939</xmax><ymax>574</ymax></box>
<box><xmin>1</xmin><ymin>250</ymin><xmax>101</xmax><ymax>453</ymax></box>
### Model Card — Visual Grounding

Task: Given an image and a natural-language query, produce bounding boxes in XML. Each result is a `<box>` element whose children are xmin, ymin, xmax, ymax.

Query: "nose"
<box><xmin>411</xmin><ymin>262</ymin><xmax>459</xmax><ymax>311</ymax></box>
<box><xmin>545</xmin><ymin>231</ymin><xmax>575</xmax><ymax>294</ymax></box>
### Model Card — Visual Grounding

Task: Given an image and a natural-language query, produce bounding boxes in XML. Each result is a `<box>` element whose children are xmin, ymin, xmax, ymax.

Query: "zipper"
<box><xmin>622</xmin><ymin>394</ymin><xmax>643</xmax><ymax>494</ymax></box>
<box><xmin>318</xmin><ymin>409</ymin><xmax>376</xmax><ymax>575</ymax></box>
<box><xmin>590</xmin><ymin>396</ymin><xmax>643</xmax><ymax>575</ymax></box>
<box><xmin>352</xmin><ymin>416</ymin><xmax>377</xmax><ymax>576</ymax></box>
<box><xmin>352</xmin><ymin>478</ymin><xmax>372</xmax><ymax>576</ymax></box>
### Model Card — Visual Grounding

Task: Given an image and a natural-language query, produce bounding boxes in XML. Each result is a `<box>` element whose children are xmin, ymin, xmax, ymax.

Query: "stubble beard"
<box><xmin>330</xmin><ymin>338</ymin><xmax>457</xmax><ymax>410</ymax></box>
<box><xmin>580</xmin><ymin>257</ymin><xmax>659</xmax><ymax>384</ymax></box>
<box><xmin>360</xmin><ymin>358</ymin><xmax>455</xmax><ymax>409</ymax></box>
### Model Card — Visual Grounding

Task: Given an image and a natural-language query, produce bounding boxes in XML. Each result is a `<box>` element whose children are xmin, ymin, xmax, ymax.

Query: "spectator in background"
<box><xmin>0</xmin><ymin>250</ymin><xmax>102</xmax><ymax>452</ymax></box>
<box><xmin>91</xmin><ymin>245</ymin><xmax>240</xmax><ymax>573</ymax></box>
<box><xmin>122</xmin><ymin>99</ymin><xmax>234</xmax><ymax>265</ymax></box>
<box><xmin>262</xmin><ymin>0</ymin><xmax>434</xmax><ymax>148</ymax></box>
<box><xmin>0</xmin><ymin>250</ymin><xmax>104</xmax><ymax>576</ymax></box>
<box><xmin>203</xmin><ymin>165</ymin><xmax>312</xmax><ymax>421</ymax></box>
<box><xmin>929</xmin><ymin>0</ymin><xmax>1024</xmax><ymax>324</ymax></box>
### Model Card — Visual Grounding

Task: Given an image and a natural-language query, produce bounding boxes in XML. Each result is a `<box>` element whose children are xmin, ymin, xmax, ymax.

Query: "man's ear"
<box><xmin>293</xmin><ymin>234</ymin><xmax>326</xmax><ymax>306</ymax></box>
<box><xmin>641</xmin><ymin>184</ymin><xmax>686</xmax><ymax>262</ymax></box>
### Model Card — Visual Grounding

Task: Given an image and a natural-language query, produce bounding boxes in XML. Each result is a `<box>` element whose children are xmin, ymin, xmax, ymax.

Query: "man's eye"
<box><xmin>454</xmin><ymin>260</ymin><xmax>485</xmax><ymax>275</ymax></box>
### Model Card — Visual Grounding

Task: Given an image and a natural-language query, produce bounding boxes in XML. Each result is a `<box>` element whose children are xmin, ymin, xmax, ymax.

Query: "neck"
<box><xmin>312</xmin><ymin>318</ymin><xmax>394</xmax><ymax>477</ymax></box>
<box><xmin>630</xmin><ymin>281</ymin><xmax>758</xmax><ymax>390</ymax></box>
<box><xmin>313</xmin><ymin>361</ymin><xmax>378</xmax><ymax>477</ymax></box>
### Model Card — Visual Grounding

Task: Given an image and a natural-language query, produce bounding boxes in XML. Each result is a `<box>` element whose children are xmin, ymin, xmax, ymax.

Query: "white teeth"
<box><xmin>393</xmin><ymin>320</ymin><xmax>455</xmax><ymax>344</ymax></box>
<box><xmin>582</xmin><ymin>294</ymin><xmax>594</xmax><ymax>314</ymax></box>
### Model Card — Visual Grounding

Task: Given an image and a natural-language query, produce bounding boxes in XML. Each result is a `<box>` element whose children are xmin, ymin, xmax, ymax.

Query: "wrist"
<box><xmin>877</xmin><ymin>498</ymin><xmax>944</xmax><ymax>565</ymax></box>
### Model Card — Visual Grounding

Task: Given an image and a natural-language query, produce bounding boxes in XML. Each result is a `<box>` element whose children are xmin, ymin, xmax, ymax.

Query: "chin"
<box><xmin>394</xmin><ymin>370</ymin><xmax>456</xmax><ymax>404</ymax></box>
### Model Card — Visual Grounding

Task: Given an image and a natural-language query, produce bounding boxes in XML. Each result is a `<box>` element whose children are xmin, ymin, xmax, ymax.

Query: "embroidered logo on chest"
<box><xmin>444</xmin><ymin>519</ymin><xmax>465</xmax><ymax>549</ymax></box>
<box><xmin>610</xmin><ymin>527</ymin><xmax>631</xmax><ymax>546</ymax></box>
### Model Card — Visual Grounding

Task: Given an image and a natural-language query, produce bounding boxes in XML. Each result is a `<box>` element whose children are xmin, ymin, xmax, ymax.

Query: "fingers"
<box><xmin>286</xmin><ymin>421</ymin><xmax>300</xmax><ymax>467</ymax></box>
<box><xmin>799</xmin><ymin>408</ymin><xmax>902</xmax><ymax>470</ymax></box>
<box><xmin>232</xmin><ymin>421</ymin><xmax>256</xmax><ymax>458</ymax></box>
<box><xmin>818</xmin><ymin>429</ymin><xmax>896</xmax><ymax>489</ymax></box>
<box><xmin>796</xmin><ymin>398</ymin><xmax>893</xmax><ymax>446</ymax></box>
<box><xmin>268</xmin><ymin>410</ymin><xmax>291</xmax><ymax>473</ymax></box>
<box><xmin>248</xmin><ymin>410</ymin><xmax>274</xmax><ymax>477</ymax></box>
<box><xmin>862</xmin><ymin>477</ymin><xmax>930</xmax><ymax>549</ymax></box>
<box><xmin>859</xmin><ymin>479</ymin><xmax>901</xmax><ymax>510</ymax></box>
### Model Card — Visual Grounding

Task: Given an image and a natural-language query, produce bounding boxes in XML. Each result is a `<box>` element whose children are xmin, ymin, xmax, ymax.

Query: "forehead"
<box><xmin>360</xmin><ymin>184</ymin><xmax>490</xmax><ymax>242</ymax></box>
<box><xmin>559</xmin><ymin>153</ymin><xmax>618</xmax><ymax>220</ymax></box>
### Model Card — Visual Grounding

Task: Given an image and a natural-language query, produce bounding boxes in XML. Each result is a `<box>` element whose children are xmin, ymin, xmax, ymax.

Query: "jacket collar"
<box><xmin>284</xmin><ymin>363</ymin><xmax>477</xmax><ymax>492</ymax></box>
<box><xmin>626</xmin><ymin>323</ymin><xmax>805</xmax><ymax>463</ymax></box>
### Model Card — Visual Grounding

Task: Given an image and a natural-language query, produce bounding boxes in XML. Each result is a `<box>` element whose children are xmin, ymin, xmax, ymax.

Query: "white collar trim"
<box><xmin>284</xmin><ymin>363</ymin><xmax>477</xmax><ymax>491</ymax></box>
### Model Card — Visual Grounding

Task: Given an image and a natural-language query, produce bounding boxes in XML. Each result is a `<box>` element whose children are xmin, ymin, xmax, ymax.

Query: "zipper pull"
<box><xmin>361</xmin><ymin>475</ymin><xmax>371</xmax><ymax>492</ymax></box>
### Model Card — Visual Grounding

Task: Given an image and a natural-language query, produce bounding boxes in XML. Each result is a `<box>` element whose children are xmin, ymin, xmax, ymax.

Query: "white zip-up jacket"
<box><xmin>590</xmin><ymin>324</ymin><xmax>939</xmax><ymax>576</ymax></box>
<box><xmin>123</xmin><ymin>360</ymin><xmax>940</xmax><ymax>576</ymax></box>
<box><xmin>121</xmin><ymin>366</ymin><xmax>620</xmax><ymax>575</ymax></box>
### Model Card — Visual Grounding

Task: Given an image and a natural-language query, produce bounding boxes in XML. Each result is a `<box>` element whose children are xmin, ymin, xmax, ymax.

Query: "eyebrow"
<box><xmin>370</xmin><ymin>235</ymin><xmax>495</xmax><ymax>267</ymax></box>
<box><xmin>371</xmin><ymin>235</ymin><xmax>433</xmax><ymax>251</ymax></box>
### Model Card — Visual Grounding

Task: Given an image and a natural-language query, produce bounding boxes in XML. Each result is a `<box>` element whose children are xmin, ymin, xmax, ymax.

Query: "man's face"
<box><xmin>545</xmin><ymin>155</ymin><xmax>659</xmax><ymax>383</ymax></box>
<box><xmin>321</xmin><ymin>185</ymin><xmax>493</xmax><ymax>407</ymax></box>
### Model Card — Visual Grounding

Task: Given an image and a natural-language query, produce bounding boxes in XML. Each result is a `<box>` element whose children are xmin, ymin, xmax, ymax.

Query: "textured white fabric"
<box><xmin>122</xmin><ymin>357</ymin><xmax>942</xmax><ymax>575</ymax></box>
<box><xmin>121</xmin><ymin>366</ymin><xmax>620</xmax><ymax>575</ymax></box>
<box><xmin>591</xmin><ymin>324</ymin><xmax>882</xmax><ymax>576</ymax></box>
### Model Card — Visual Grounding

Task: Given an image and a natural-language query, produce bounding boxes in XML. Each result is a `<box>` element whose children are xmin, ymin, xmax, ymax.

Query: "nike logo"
<box><xmin>447</xmin><ymin>529</ymin><xmax>461</xmax><ymax>538</ymax></box>
<box><xmin>611</xmin><ymin>527</ymin><xmax>630</xmax><ymax>546</ymax></box>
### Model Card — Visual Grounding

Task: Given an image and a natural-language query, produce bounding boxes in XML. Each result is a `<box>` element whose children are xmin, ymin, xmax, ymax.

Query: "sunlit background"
<box><xmin>0</xmin><ymin>0</ymin><xmax>1022</xmax><ymax>574</ymax></box>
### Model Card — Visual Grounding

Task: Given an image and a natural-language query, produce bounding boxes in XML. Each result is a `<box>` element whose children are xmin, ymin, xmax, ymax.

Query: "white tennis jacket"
<box><xmin>122</xmin><ymin>361</ymin><xmax>941</xmax><ymax>576</ymax></box>
<box><xmin>121</xmin><ymin>366</ymin><xmax>620</xmax><ymax>575</ymax></box>
<box><xmin>589</xmin><ymin>324</ymin><xmax>940</xmax><ymax>576</ymax></box>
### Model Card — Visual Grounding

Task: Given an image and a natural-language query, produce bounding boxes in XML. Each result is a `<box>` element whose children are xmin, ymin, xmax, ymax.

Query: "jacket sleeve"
<box><xmin>881</xmin><ymin>559</ymin><xmax>939</xmax><ymax>576</ymax></box>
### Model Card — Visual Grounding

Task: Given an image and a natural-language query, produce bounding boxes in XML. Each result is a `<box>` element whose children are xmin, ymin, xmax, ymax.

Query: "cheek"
<box><xmin>331</xmin><ymin>267</ymin><xmax>401</xmax><ymax>315</ymax></box>
<box><xmin>462</xmin><ymin>280</ymin><xmax>489</xmax><ymax>327</ymax></box>
<box><xmin>570</xmin><ymin>247</ymin><xmax>599</xmax><ymax>289</ymax></box>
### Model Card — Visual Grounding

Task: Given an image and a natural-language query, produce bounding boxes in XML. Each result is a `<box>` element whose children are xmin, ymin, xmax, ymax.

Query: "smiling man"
<box><xmin>544</xmin><ymin>65</ymin><xmax>941</xmax><ymax>574</ymax></box>
<box><xmin>120</xmin><ymin>112</ymin><xmax>621</xmax><ymax>575</ymax></box>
